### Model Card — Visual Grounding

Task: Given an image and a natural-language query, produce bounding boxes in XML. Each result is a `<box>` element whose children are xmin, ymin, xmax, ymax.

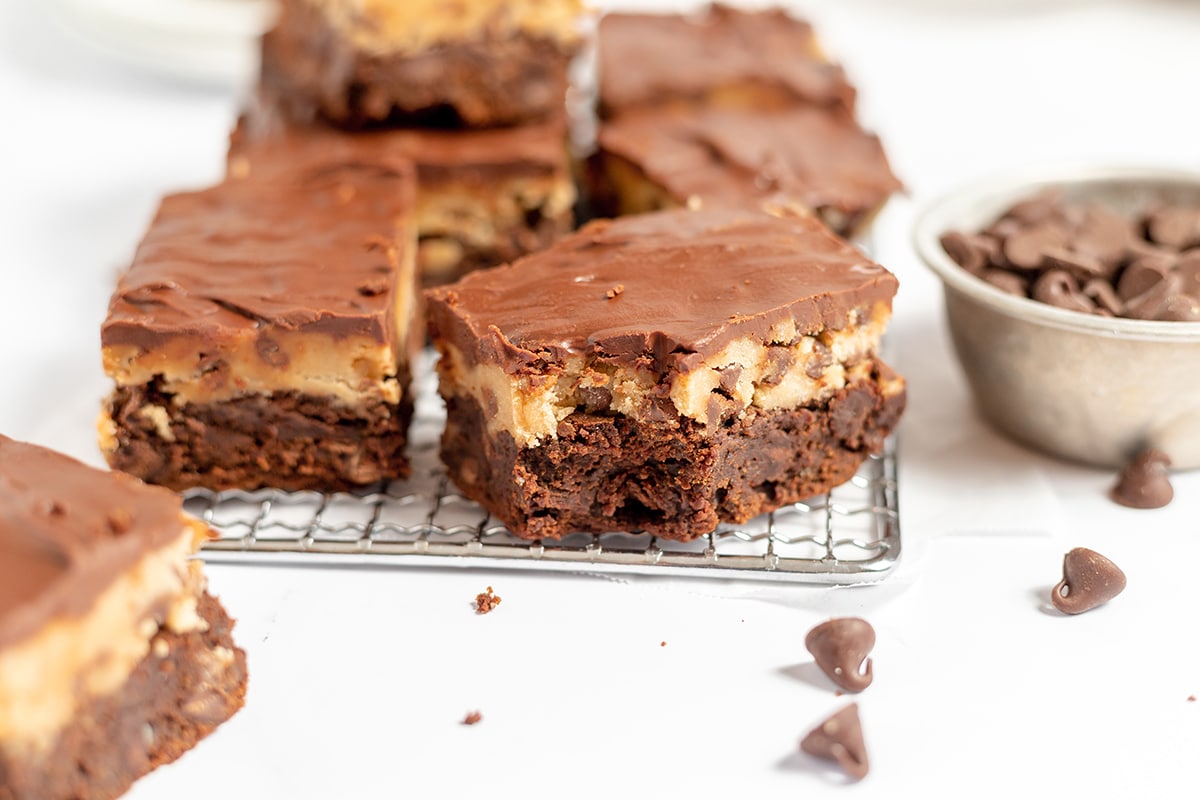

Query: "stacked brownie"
<box><xmin>100</xmin><ymin>0</ymin><xmax>590</xmax><ymax>493</ymax></box>
<box><xmin>587</xmin><ymin>4</ymin><xmax>901</xmax><ymax>237</ymax></box>
<box><xmin>239</xmin><ymin>0</ymin><xmax>584</xmax><ymax>286</ymax></box>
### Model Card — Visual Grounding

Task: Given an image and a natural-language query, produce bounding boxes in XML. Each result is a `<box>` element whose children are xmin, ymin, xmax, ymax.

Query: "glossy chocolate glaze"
<box><xmin>598</xmin><ymin>4</ymin><xmax>856</xmax><ymax>115</ymax></box>
<box><xmin>597</xmin><ymin>105</ymin><xmax>901</xmax><ymax>220</ymax></box>
<box><xmin>0</xmin><ymin>436</ymin><xmax>185</xmax><ymax>649</ymax></box>
<box><xmin>426</xmin><ymin>208</ymin><xmax>897</xmax><ymax>375</ymax></box>
<box><xmin>102</xmin><ymin>157</ymin><xmax>415</xmax><ymax>352</ymax></box>
<box><xmin>228</xmin><ymin>95</ymin><xmax>568</xmax><ymax>185</ymax></box>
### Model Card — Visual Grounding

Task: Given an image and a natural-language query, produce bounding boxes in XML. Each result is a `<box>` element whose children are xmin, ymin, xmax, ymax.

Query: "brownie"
<box><xmin>0</xmin><ymin>436</ymin><xmax>246</xmax><ymax>800</ymax></box>
<box><xmin>100</xmin><ymin>152</ymin><xmax>419</xmax><ymax>492</ymax></box>
<box><xmin>590</xmin><ymin>104</ymin><xmax>901</xmax><ymax>238</ymax></box>
<box><xmin>261</xmin><ymin>0</ymin><xmax>586</xmax><ymax>128</ymax></box>
<box><xmin>425</xmin><ymin>208</ymin><xmax>906</xmax><ymax>541</ymax></box>
<box><xmin>589</xmin><ymin>5</ymin><xmax>900</xmax><ymax>237</ymax></box>
<box><xmin>228</xmin><ymin>97</ymin><xmax>575</xmax><ymax>286</ymax></box>
<box><xmin>597</xmin><ymin>4</ymin><xmax>856</xmax><ymax>118</ymax></box>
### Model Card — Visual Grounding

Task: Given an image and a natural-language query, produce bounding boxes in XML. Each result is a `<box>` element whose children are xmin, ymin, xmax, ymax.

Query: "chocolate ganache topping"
<box><xmin>425</xmin><ymin>207</ymin><xmax>897</xmax><ymax>375</ymax></box>
<box><xmin>0</xmin><ymin>436</ymin><xmax>186</xmax><ymax>649</ymax></box>
<box><xmin>598</xmin><ymin>4</ymin><xmax>856</xmax><ymax>115</ymax></box>
<box><xmin>102</xmin><ymin>157</ymin><xmax>415</xmax><ymax>353</ymax></box>
<box><xmin>598</xmin><ymin>105</ymin><xmax>901</xmax><ymax>219</ymax></box>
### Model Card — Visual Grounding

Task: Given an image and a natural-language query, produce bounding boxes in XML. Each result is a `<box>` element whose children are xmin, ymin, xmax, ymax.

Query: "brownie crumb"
<box><xmin>660</xmin><ymin>641</ymin><xmax>667</xmax><ymax>647</ymax></box>
<box><xmin>605</xmin><ymin>283</ymin><xmax>625</xmax><ymax>299</ymax></box>
<box><xmin>474</xmin><ymin>586</ymin><xmax>502</xmax><ymax>614</ymax></box>
<box><xmin>1189</xmin><ymin>695</ymin><xmax>1196</xmax><ymax>703</ymax></box>
<box><xmin>462</xmin><ymin>711</ymin><xmax>483</xmax><ymax>725</ymax></box>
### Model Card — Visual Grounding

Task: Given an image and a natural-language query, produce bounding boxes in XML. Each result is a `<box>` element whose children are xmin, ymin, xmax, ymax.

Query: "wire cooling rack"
<box><xmin>188</xmin><ymin>358</ymin><xmax>901</xmax><ymax>584</ymax></box>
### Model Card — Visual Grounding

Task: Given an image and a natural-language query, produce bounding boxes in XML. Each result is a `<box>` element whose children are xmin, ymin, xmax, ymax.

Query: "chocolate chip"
<box><xmin>1031</xmin><ymin>270</ymin><xmax>1094</xmax><ymax>313</ymax></box>
<box><xmin>940</xmin><ymin>231</ymin><xmax>989</xmax><ymax>274</ymax></box>
<box><xmin>1161</xmin><ymin>294</ymin><xmax>1200</xmax><ymax>321</ymax></box>
<box><xmin>357</xmin><ymin>279</ymin><xmax>389</xmax><ymax>297</ymax></box>
<box><xmin>1146</xmin><ymin>206</ymin><xmax>1200</xmax><ymax>249</ymax></box>
<box><xmin>800</xmin><ymin>703</ymin><xmax>869</xmax><ymax>781</ymax></box>
<box><xmin>1117</xmin><ymin>259</ymin><xmax>1172</xmax><ymax>301</ymax></box>
<box><xmin>1110</xmin><ymin>448</ymin><xmax>1173</xmax><ymax>509</ymax></box>
<box><xmin>1051</xmin><ymin>547</ymin><xmax>1126</xmax><ymax>615</ymax></box>
<box><xmin>254</xmin><ymin>335</ymin><xmax>289</xmax><ymax>368</ymax></box>
<box><xmin>1124</xmin><ymin>271</ymin><xmax>1183</xmax><ymax>320</ymax></box>
<box><xmin>1005</xmin><ymin>188</ymin><xmax>1062</xmax><ymax>225</ymax></box>
<box><xmin>1003</xmin><ymin>222</ymin><xmax>1069</xmax><ymax>270</ymax></box>
<box><xmin>1081</xmin><ymin>278</ymin><xmax>1123</xmax><ymax>316</ymax></box>
<box><xmin>106</xmin><ymin>508</ymin><xmax>132</xmax><ymax>535</ymax></box>
<box><xmin>981</xmin><ymin>269</ymin><xmax>1027</xmax><ymax>296</ymax></box>
<box><xmin>1176</xmin><ymin>250</ymin><xmax>1200</xmax><ymax>297</ymax></box>
<box><xmin>1043</xmin><ymin>246</ymin><xmax>1107</xmax><ymax>281</ymax></box>
<box><xmin>1073</xmin><ymin>206</ymin><xmax>1134</xmax><ymax>271</ymax></box>
<box><xmin>805</xmin><ymin>618</ymin><xmax>875</xmax><ymax>693</ymax></box>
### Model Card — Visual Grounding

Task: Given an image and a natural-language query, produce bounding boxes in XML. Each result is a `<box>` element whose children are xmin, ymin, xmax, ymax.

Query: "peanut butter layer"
<box><xmin>598</xmin><ymin>4</ymin><xmax>855</xmax><ymax>117</ymax></box>
<box><xmin>0</xmin><ymin>436</ymin><xmax>212</xmax><ymax>751</ymax></box>
<box><xmin>102</xmin><ymin>156</ymin><xmax>417</xmax><ymax>407</ymax></box>
<box><xmin>593</xmin><ymin>105</ymin><xmax>901</xmax><ymax>235</ymax></box>
<box><xmin>426</xmin><ymin>208</ymin><xmax>901</xmax><ymax>446</ymax></box>
<box><xmin>292</xmin><ymin>0</ymin><xmax>584</xmax><ymax>56</ymax></box>
<box><xmin>228</xmin><ymin>104</ymin><xmax>575</xmax><ymax>284</ymax></box>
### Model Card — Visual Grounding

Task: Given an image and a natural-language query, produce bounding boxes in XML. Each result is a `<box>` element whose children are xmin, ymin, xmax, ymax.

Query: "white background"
<box><xmin>2</xmin><ymin>1</ymin><xmax>1199</xmax><ymax>797</ymax></box>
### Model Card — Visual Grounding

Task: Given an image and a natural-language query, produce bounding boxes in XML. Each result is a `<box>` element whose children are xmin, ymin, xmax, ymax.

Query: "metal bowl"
<box><xmin>914</xmin><ymin>166</ymin><xmax>1200</xmax><ymax>469</ymax></box>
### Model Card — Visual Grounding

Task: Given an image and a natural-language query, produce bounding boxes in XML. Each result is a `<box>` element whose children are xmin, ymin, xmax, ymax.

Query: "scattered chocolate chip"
<box><xmin>805</xmin><ymin>618</ymin><xmax>875</xmax><ymax>693</ymax></box>
<box><xmin>474</xmin><ymin>586</ymin><xmax>502</xmax><ymax>614</ymax></box>
<box><xmin>1110</xmin><ymin>448</ymin><xmax>1173</xmax><ymax>509</ymax></box>
<box><xmin>800</xmin><ymin>703</ymin><xmax>869</xmax><ymax>781</ymax></box>
<box><xmin>1051</xmin><ymin>547</ymin><xmax>1127</xmax><ymax>615</ymax></box>
<box><xmin>462</xmin><ymin>710</ymin><xmax>483</xmax><ymax>725</ymax></box>
<box><xmin>605</xmin><ymin>283</ymin><xmax>625</xmax><ymax>299</ymax></box>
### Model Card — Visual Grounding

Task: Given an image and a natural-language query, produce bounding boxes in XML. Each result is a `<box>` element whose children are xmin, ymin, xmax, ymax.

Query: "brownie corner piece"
<box><xmin>426</xmin><ymin>207</ymin><xmax>906</xmax><ymax>541</ymax></box>
<box><xmin>0</xmin><ymin>435</ymin><xmax>246</xmax><ymax>800</ymax></box>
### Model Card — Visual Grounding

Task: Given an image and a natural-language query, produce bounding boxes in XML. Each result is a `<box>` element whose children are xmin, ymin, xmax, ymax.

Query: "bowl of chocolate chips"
<box><xmin>914</xmin><ymin>166</ymin><xmax>1200</xmax><ymax>469</ymax></box>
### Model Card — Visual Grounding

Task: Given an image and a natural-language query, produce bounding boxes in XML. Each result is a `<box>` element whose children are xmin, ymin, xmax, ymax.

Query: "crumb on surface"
<box><xmin>1190</xmin><ymin>695</ymin><xmax>1196</xmax><ymax>703</ymax></box>
<box><xmin>660</xmin><ymin>641</ymin><xmax>666</xmax><ymax>647</ymax></box>
<box><xmin>605</xmin><ymin>284</ymin><xmax>625</xmax><ymax>299</ymax></box>
<box><xmin>474</xmin><ymin>585</ymin><xmax>501</xmax><ymax>614</ymax></box>
<box><xmin>462</xmin><ymin>710</ymin><xmax>483</xmax><ymax>725</ymax></box>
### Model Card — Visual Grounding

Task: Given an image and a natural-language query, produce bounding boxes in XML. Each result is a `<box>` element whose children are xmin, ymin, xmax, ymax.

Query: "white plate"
<box><xmin>51</xmin><ymin>0</ymin><xmax>275</xmax><ymax>87</ymax></box>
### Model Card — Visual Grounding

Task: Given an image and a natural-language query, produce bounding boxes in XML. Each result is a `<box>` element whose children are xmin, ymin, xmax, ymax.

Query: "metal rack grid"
<box><xmin>188</xmin><ymin>360</ymin><xmax>901</xmax><ymax>584</ymax></box>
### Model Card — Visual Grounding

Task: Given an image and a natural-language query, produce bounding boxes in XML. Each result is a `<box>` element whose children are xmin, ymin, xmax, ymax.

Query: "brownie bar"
<box><xmin>426</xmin><ymin>208</ymin><xmax>906</xmax><ymax>541</ymax></box>
<box><xmin>262</xmin><ymin>0</ymin><xmax>585</xmax><ymax>128</ymax></box>
<box><xmin>598</xmin><ymin>4</ymin><xmax>856</xmax><ymax>118</ymax></box>
<box><xmin>590</xmin><ymin>105</ymin><xmax>902</xmax><ymax>238</ymax></box>
<box><xmin>101</xmin><ymin>153</ymin><xmax>418</xmax><ymax>492</ymax></box>
<box><xmin>228</xmin><ymin>100</ymin><xmax>575</xmax><ymax>286</ymax></box>
<box><xmin>0</xmin><ymin>436</ymin><xmax>246</xmax><ymax>800</ymax></box>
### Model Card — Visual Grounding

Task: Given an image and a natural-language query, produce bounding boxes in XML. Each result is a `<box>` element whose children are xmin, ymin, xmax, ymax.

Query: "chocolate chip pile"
<box><xmin>940</xmin><ymin>190</ymin><xmax>1200</xmax><ymax>321</ymax></box>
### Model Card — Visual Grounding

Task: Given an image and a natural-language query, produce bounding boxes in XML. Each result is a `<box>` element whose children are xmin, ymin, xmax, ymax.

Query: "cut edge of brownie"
<box><xmin>440</xmin><ymin>359</ymin><xmax>905</xmax><ymax>541</ymax></box>
<box><xmin>101</xmin><ymin>380</ymin><xmax>414</xmax><ymax>493</ymax></box>
<box><xmin>0</xmin><ymin>592</ymin><xmax>246</xmax><ymax>800</ymax></box>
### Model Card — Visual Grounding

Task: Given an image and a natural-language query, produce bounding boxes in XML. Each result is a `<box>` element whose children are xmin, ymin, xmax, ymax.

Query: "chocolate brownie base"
<box><xmin>418</xmin><ymin>209</ymin><xmax>571</xmax><ymax>286</ymax></box>
<box><xmin>262</xmin><ymin>1</ymin><xmax>572</xmax><ymax>128</ymax></box>
<box><xmin>441</xmin><ymin>365</ymin><xmax>905</xmax><ymax>541</ymax></box>
<box><xmin>0</xmin><ymin>592</ymin><xmax>246</xmax><ymax>800</ymax></box>
<box><xmin>105</xmin><ymin>382</ymin><xmax>413</xmax><ymax>492</ymax></box>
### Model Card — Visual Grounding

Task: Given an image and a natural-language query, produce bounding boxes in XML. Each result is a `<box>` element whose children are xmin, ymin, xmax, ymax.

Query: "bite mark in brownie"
<box><xmin>426</xmin><ymin>208</ymin><xmax>905</xmax><ymax>541</ymax></box>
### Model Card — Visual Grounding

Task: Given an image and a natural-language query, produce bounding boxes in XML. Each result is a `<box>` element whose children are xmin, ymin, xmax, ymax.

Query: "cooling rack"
<box><xmin>188</xmin><ymin>359</ymin><xmax>901</xmax><ymax>584</ymax></box>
